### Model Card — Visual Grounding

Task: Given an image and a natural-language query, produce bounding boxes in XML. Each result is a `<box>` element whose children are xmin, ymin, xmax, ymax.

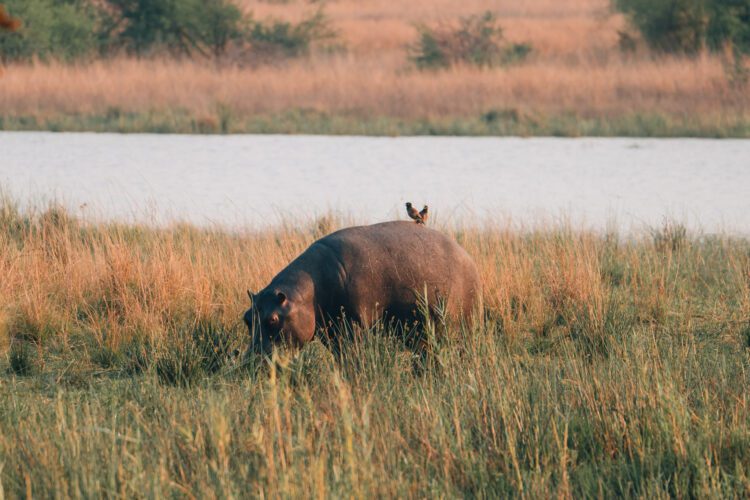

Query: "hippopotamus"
<box><xmin>243</xmin><ymin>221</ymin><xmax>481</xmax><ymax>356</ymax></box>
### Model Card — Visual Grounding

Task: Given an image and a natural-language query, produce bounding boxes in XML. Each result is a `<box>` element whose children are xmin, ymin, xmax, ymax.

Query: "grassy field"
<box><xmin>1</xmin><ymin>199</ymin><xmax>749</xmax><ymax>497</ymax></box>
<box><xmin>1</xmin><ymin>0</ymin><xmax>749</xmax><ymax>136</ymax></box>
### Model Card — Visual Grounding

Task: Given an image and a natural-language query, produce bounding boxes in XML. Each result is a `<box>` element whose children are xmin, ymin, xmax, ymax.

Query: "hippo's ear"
<box><xmin>277</xmin><ymin>291</ymin><xmax>287</xmax><ymax>306</ymax></box>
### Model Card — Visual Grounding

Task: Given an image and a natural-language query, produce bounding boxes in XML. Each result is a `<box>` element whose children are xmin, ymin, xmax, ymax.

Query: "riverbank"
<box><xmin>2</xmin><ymin>109</ymin><xmax>750</xmax><ymax>137</ymax></box>
<box><xmin>1</xmin><ymin>202</ymin><xmax>749</xmax><ymax>496</ymax></box>
<box><xmin>2</xmin><ymin>0</ymin><xmax>748</xmax><ymax>138</ymax></box>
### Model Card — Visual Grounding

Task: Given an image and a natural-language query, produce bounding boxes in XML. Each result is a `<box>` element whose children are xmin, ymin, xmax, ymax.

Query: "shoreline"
<box><xmin>2</xmin><ymin>110</ymin><xmax>750</xmax><ymax>138</ymax></box>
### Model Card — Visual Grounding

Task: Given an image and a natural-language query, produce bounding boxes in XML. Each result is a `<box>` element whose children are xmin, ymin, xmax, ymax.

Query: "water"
<box><xmin>1</xmin><ymin>132</ymin><xmax>748</xmax><ymax>234</ymax></box>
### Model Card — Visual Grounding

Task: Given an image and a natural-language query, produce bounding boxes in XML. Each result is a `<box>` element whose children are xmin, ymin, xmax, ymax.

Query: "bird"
<box><xmin>0</xmin><ymin>5</ymin><xmax>21</xmax><ymax>32</ymax></box>
<box><xmin>419</xmin><ymin>205</ymin><xmax>428</xmax><ymax>224</ymax></box>
<box><xmin>405</xmin><ymin>202</ymin><xmax>424</xmax><ymax>224</ymax></box>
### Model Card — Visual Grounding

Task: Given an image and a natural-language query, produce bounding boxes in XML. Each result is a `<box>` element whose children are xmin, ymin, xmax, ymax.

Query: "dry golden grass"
<box><xmin>0</xmin><ymin>55</ymin><xmax>742</xmax><ymax>120</ymax></box>
<box><xmin>1</xmin><ymin>200</ymin><xmax>748</xmax><ymax>354</ymax></box>
<box><xmin>1</xmin><ymin>200</ymin><xmax>750</xmax><ymax>497</ymax></box>
<box><xmin>0</xmin><ymin>0</ymin><xmax>747</xmax><ymax>131</ymax></box>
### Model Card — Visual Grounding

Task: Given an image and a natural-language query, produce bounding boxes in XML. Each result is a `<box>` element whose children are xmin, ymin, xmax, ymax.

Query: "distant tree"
<box><xmin>0</xmin><ymin>0</ymin><xmax>98</xmax><ymax>62</ymax></box>
<box><xmin>99</xmin><ymin>0</ymin><xmax>244</xmax><ymax>57</ymax></box>
<box><xmin>197</xmin><ymin>0</ymin><xmax>245</xmax><ymax>58</ymax></box>
<box><xmin>0</xmin><ymin>0</ymin><xmax>337</xmax><ymax>64</ymax></box>
<box><xmin>707</xmin><ymin>0</ymin><xmax>750</xmax><ymax>53</ymax></box>
<box><xmin>614</xmin><ymin>0</ymin><xmax>750</xmax><ymax>54</ymax></box>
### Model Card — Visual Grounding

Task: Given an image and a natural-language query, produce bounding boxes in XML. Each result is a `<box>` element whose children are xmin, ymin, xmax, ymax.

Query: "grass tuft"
<box><xmin>652</xmin><ymin>218</ymin><xmax>688</xmax><ymax>253</ymax></box>
<box><xmin>8</xmin><ymin>342</ymin><xmax>37</xmax><ymax>376</ymax></box>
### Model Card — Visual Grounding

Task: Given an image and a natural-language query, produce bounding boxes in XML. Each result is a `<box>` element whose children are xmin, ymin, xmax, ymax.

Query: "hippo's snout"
<box><xmin>242</xmin><ymin>329</ymin><xmax>273</xmax><ymax>362</ymax></box>
<box><xmin>243</xmin><ymin>306</ymin><xmax>276</xmax><ymax>359</ymax></box>
<box><xmin>250</xmin><ymin>330</ymin><xmax>273</xmax><ymax>357</ymax></box>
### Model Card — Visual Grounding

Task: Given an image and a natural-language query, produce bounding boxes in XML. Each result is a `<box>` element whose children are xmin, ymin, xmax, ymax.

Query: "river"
<box><xmin>1</xmin><ymin>132</ymin><xmax>748</xmax><ymax>234</ymax></box>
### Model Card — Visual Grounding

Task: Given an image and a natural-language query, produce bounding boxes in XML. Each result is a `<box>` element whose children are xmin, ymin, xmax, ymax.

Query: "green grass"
<box><xmin>3</xmin><ymin>318</ymin><xmax>750</xmax><ymax>497</ymax></box>
<box><xmin>2</xmin><ymin>109</ymin><xmax>750</xmax><ymax>137</ymax></box>
<box><xmin>1</xmin><ymin>201</ymin><xmax>749</xmax><ymax>497</ymax></box>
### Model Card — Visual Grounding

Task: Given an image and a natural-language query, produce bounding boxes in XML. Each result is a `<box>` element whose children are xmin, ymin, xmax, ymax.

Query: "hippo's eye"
<box><xmin>267</xmin><ymin>314</ymin><xmax>279</xmax><ymax>327</ymax></box>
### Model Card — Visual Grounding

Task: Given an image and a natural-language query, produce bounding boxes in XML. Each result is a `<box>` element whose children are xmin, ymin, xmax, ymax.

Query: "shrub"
<box><xmin>99</xmin><ymin>0</ymin><xmax>245</xmax><ymax>57</ymax></box>
<box><xmin>100</xmin><ymin>1</ymin><xmax>333</xmax><ymax>61</ymax></box>
<box><xmin>503</xmin><ymin>42</ymin><xmax>533</xmax><ymax>64</ymax></box>
<box><xmin>614</xmin><ymin>0</ymin><xmax>750</xmax><ymax>54</ymax></box>
<box><xmin>195</xmin><ymin>0</ymin><xmax>246</xmax><ymax>58</ymax></box>
<box><xmin>0</xmin><ymin>1</ymin><xmax>336</xmax><ymax>63</ymax></box>
<box><xmin>411</xmin><ymin>11</ymin><xmax>531</xmax><ymax>69</ymax></box>
<box><xmin>0</xmin><ymin>0</ymin><xmax>99</xmax><ymax>62</ymax></box>
<box><xmin>614</xmin><ymin>0</ymin><xmax>708</xmax><ymax>54</ymax></box>
<box><xmin>707</xmin><ymin>0</ymin><xmax>750</xmax><ymax>53</ymax></box>
<box><xmin>243</xmin><ymin>9</ymin><xmax>336</xmax><ymax>64</ymax></box>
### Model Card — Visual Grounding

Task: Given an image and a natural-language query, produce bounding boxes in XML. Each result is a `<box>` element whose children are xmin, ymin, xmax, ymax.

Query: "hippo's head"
<box><xmin>243</xmin><ymin>287</ymin><xmax>315</xmax><ymax>358</ymax></box>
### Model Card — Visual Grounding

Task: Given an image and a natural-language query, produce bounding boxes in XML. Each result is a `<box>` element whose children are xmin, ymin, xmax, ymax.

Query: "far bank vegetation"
<box><xmin>2</xmin><ymin>1</ymin><xmax>534</xmax><ymax>71</ymax></box>
<box><xmin>0</xmin><ymin>0</ymin><xmax>337</xmax><ymax>65</ymax></box>
<box><xmin>0</xmin><ymin>1</ymin><xmax>749</xmax><ymax>137</ymax></box>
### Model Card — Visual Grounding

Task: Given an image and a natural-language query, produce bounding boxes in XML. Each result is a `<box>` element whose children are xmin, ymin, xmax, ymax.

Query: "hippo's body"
<box><xmin>244</xmin><ymin>221</ymin><xmax>481</xmax><ymax>355</ymax></box>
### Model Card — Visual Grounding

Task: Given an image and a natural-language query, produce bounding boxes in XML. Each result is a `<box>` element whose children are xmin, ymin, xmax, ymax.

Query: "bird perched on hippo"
<box><xmin>405</xmin><ymin>202</ymin><xmax>428</xmax><ymax>225</ymax></box>
<box><xmin>243</xmin><ymin>220</ymin><xmax>481</xmax><ymax>358</ymax></box>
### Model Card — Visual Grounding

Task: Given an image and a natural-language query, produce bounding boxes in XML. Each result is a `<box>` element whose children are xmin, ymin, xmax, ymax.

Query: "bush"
<box><xmin>243</xmin><ymin>9</ymin><xmax>336</xmax><ymax>64</ymax></box>
<box><xmin>614</xmin><ymin>0</ymin><xmax>708</xmax><ymax>54</ymax></box>
<box><xmin>411</xmin><ymin>12</ymin><xmax>531</xmax><ymax>69</ymax></box>
<box><xmin>614</xmin><ymin>0</ymin><xmax>750</xmax><ymax>54</ymax></box>
<box><xmin>0</xmin><ymin>0</ymin><xmax>99</xmax><ymax>63</ymax></box>
<box><xmin>100</xmin><ymin>1</ymin><xmax>333</xmax><ymax>61</ymax></box>
<box><xmin>0</xmin><ymin>0</ymin><xmax>335</xmax><ymax>63</ymax></box>
<box><xmin>100</xmin><ymin>0</ymin><xmax>245</xmax><ymax>57</ymax></box>
<box><xmin>708</xmin><ymin>0</ymin><xmax>750</xmax><ymax>53</ymax></box>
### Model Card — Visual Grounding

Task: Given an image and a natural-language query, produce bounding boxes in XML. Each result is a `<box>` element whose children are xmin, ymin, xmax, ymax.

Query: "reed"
<box><xmin>1</xmin><ymin>198</ymin><xmax>749</xmax><ymax>497</ymax></box>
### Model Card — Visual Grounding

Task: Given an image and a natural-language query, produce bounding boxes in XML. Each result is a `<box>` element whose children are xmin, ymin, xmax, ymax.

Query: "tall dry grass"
<box><xmin>0</xmin><ymin>55</ymin><xmax>742</xmax><ymax>119</ymax></box>
<box><xmin>1</xmin><ymin>198</ymin><xmax>748</xmax><ymax>353</ymax></box>
<box><xmin>0</xmin><ymin>0</ymin><xmax>748</xmax><ymax>132</ymax></box>
<box><xmin>1</xmin><ymin>199</ymin><xmax>750</xmax><ymax>496</ymax></box>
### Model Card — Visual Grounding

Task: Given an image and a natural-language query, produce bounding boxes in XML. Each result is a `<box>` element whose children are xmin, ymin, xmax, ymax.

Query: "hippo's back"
<box><xmin>317</xmin><ymin>221</ymin><xmax>481</xmax><ymax>324</ymax></box>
